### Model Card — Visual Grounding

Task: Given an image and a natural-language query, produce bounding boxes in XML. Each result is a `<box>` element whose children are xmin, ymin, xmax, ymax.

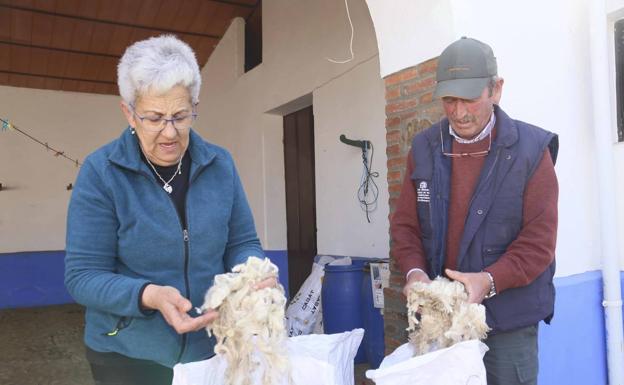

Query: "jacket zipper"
<box><xmin>176</xmin><ymin>163</ymin><xmax>209</xmax><ymax>362</ymax></box>
<box><xmin>135</xmin><ymin>167</ymin><xmax>193</xmax><ymax>363</ymax></box>
<box><xmin>176</xmin><ymin>227</ymin><xmax>191</xmax><ymax>363</ymax></box>
<box><xmin>135</xmin><ymin>160</ymin><xmax>208</xmax><ymax>363</ymax></box>
<box><xmin>175</xmin><ymin>167</ymin><xmax>193</xmax><ymax>363</ymax></box>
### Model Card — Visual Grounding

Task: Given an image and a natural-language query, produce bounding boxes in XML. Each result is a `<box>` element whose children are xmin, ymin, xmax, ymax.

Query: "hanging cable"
<box><xmin>326</xmin><ymin>0</ymin><xmax>355</xmax><ymax>64</ymax></box>
<box><xmin>357</xmin><ymin>141</ymin><xmax>379</xmax><ymax>223</ymax></box>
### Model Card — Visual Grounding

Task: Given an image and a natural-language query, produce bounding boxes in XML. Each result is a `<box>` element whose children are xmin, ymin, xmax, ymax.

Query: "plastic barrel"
<box><xmin>321</xmin><ymin>262</ymin><xmax>367</xmax><ymax>363</ymax></box>
<box><xmin>361</xmin><ymin>264</ymin><xmax>385</xmax><ymax>369</ymax></box>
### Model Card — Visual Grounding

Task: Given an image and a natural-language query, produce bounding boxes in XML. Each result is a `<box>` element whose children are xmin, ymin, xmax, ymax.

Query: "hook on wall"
<box><xmin>339</xmin><ymin>134</ymin><xmax>371</xmax><ymax>150</ymax></box>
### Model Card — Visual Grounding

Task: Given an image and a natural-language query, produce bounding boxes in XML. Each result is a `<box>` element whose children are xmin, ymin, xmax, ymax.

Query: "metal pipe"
<box><xmin>588</xmin><ymin>1</ymin><xmax>624</xmax><ymax>384</ymax></box>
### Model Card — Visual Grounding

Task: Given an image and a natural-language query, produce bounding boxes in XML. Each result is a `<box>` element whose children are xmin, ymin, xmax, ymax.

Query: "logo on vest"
<box><xmin>417</xmin><ymin>181</ymin><xmax>430</xmax><ymax>203</ymax></box>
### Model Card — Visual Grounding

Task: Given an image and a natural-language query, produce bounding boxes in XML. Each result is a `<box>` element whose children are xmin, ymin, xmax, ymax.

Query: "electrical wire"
<box><xmin>357</xmin><ymin>141</ymin><xmax>379</xmax><ymax>223</ymax></box>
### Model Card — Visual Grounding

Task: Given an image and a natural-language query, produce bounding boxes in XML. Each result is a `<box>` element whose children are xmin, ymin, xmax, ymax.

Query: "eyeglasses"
<box><xmin>440</xmin><ymin>129</ymin><xmax>492</xmax><ymax>158</ymax></box>
<box><xmin>129</xmin><ymin>104</ymin><xmax>198</xmax><ymax>133</ymax></box>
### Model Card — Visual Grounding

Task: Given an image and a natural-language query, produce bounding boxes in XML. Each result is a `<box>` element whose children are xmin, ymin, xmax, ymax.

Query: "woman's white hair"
<box><xmin>117</xmin><ymin>35</ymin><xmax>201</xmax><ymax>105</ymax></box>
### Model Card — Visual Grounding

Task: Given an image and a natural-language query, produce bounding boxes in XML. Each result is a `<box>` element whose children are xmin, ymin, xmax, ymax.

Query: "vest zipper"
<box><xmin>468</xmin><ymin>147</ymin><xmax>501</xmax><ymax>210</ymax></box>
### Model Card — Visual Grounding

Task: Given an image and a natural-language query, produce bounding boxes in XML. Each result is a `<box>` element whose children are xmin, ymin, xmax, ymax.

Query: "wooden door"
<box><xmin>283</xmin><ymin>106</ymin><xmax>317</xmax><ymax>299</ymax></box>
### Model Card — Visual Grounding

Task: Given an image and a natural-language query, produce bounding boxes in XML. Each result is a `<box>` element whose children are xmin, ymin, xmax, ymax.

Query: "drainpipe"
<box><xmin>588</xmin><ymin>1</ymin><xmax>624</xmax><ymax>384</ymax></box>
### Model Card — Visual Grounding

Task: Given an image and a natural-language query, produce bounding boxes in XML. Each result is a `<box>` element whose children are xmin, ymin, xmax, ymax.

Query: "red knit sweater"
<box><xmin>391</xmin><ymin>130</ymin><xmax>558</xmax><ymax>293</ymax></box>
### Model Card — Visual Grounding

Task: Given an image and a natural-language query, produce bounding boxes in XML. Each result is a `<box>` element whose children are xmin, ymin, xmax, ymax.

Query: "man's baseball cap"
<box><xmin>433</xmin><ymin>37</ymin><xmax>497</xmax><ymax>100</ymax></box>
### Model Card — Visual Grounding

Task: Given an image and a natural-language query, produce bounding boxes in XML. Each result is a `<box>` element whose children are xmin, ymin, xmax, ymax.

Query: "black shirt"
<box><xmin>140</xmin><ymin>150</ymin><xmax>191</xmax><ymax>228</ymax></box>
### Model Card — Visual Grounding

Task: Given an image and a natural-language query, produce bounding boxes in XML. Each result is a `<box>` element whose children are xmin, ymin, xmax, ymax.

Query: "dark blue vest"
<box><xmin>410</xmin><ymin>105</ymin><xmax>558</xmax><ymax>333</ymax></box>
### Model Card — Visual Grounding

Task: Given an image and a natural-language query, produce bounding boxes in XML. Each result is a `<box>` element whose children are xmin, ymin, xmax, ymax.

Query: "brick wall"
<box><xmin>383</xmin><ymin>58</ymin><xmax>444</xmax><ymax>353</ymax></box>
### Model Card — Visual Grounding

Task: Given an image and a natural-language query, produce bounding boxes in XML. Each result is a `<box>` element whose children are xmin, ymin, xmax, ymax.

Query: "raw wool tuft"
<box><xmin>405</xmin><ymin>277</ymin><xmax>490</xmax><ymax>356</ymax></box>
<box><xmin>201</xmin><ymin>257</ymin><xmax>291</xmax><ymax>385</ymax></box>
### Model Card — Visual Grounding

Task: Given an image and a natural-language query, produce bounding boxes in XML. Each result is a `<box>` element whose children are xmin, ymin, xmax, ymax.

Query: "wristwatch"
<box><xmin>484</xmin><ymin>271</ymin><xmax>497</xmax><ymax>299</ymax></box>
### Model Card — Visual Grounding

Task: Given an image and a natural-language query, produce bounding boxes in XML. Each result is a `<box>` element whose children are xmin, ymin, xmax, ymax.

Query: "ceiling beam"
<box><xmin>0</xmin><ymin>39</ymin><xmax>120</xmax><ymax>59</ymax></box>
<box><xmin>0</xmin><ymin>70</ymin><xmax>117</xmax><ymax>85</ymax></box>
<box><xmin>207</xmin><ymin>0</ymin><xmax>257</xmax><ymax>8</ymax></box>
<box><xmin>0</xmin><ymin>3</ymin><xmax>222</xmax><ymax>40</ymax></box>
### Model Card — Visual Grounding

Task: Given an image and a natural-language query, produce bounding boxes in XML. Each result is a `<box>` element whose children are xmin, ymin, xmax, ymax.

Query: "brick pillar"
<box><xmin>383</xmin><ymin>58</ymin><xmax>444</xmax><ymax>354</ymax></box>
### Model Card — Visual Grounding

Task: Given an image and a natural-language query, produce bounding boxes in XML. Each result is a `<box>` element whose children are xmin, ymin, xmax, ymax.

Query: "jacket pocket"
<box><xmin>102</xmin><ymin>316</ymin><xmax>134</xmax><ymax>336</ymax></box>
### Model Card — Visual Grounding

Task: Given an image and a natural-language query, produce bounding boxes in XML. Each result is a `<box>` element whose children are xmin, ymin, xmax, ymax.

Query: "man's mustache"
<box><xmin>454</xmin><ymin>115</ymin><xmax>476</xmax><ymax>124</ymax></box>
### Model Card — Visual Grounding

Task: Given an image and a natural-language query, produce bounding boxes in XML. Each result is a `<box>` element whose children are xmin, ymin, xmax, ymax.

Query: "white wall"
<box><xmin>365</xmin><ymin>0</ymin><xmax>454</xmax><ymax>77</ymax></box>
<box><xmin>313</xmin><ymin>57</ymin><xmax>387</xmax><ymax>257</ymax></box>
<box><xmin>199</xmin><ymin>0</ymin><xmax>389</xmax><ymax>257</ymax></box>
<box><xmin>0</xmin><ymin>86</ymin><xmax>126</xmax><ymax>252</ymax></box>
<box><xmin>0</xmin><ymin>0</ymin><xmax>389</xmax><ymax>259</ymax></box>
<box><xmin>365</xmin><ymin>0</ymin><xmax>614</xmax><ymax>276</ymax></box>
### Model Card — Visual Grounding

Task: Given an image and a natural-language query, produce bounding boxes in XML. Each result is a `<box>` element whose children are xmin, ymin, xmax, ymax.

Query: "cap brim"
<box><xmin>433</xmin><ymin>77</ymin><xmax>489</xmax><ymax>99</ymax></box>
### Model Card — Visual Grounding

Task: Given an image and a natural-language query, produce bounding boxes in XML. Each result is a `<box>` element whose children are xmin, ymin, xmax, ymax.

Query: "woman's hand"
<box><xmin>253</xmin><ymin>276</ymin><xmax>278</xmax><ymax>290</ymax></box>
<box><xmin>403</xmin><ymin>269</ymin><xmax>432</xmax><ymax>297</ymax></box>
<box><xmin>141</xmin><ymin>284</ymin><xmax>218</xmax><ymax>334</ymax></box>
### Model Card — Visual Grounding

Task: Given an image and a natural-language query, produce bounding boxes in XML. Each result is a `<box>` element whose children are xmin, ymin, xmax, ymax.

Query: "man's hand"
<box><xmin>141</xmin><ymin>284</ymin><xmax>218</xmax><ymax>334</ymax></box>
<box><xmin>445</xmin><ymin>269</ymin><xmax>491</xmax><ymax>303</ymax></box>
<box><xmin>403</xmin><ymin>269</ymin><xmax>432</xmax><ymax>297</ymax></box>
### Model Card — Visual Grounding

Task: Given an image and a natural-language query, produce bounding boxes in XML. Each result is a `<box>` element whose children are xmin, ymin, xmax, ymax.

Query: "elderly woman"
<box><xmin>65</xmin><ymin>35</ymin><xmax>268</xmax><ymax>385</ymax></box>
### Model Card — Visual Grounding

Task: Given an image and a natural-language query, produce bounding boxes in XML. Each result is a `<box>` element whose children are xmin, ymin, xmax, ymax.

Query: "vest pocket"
<box><xmin>482</xmin><ymin>246</ymin><xmax>507</xmax><ymax>266</ymax></box>
<box><xmin>486</xmin><ymin>195</ymin><xmax>522</xmax><ymax>224</ymax></box>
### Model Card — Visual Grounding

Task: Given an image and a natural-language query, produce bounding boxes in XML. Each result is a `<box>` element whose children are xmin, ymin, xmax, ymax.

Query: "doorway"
<box><xmin>283</xmin><ymin>105</ymin><xmax>317</xmax><ymax>298</ymax></box>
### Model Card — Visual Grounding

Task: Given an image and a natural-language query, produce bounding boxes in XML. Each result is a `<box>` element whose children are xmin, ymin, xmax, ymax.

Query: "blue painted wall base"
<box><xmin>538</xmin><ymin>271</ymin><xmax>608</xmax><ymax>385</ymax></box>
<box><xmin>0</xmin><ymin>250</ymin><xmax>289</xmax><ymax>309</ymax></box>
<box><xmin>0</xmin><ymin>251</ymin><xmax>72</xmax><ymax>308</ymax></box>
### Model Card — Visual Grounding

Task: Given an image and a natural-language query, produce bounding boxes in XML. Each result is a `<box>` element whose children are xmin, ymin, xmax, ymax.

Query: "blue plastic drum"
<box><xmin>321</xmin><ymin>262</ymin><xmax>367</xmax><ymax>363</ymax></box>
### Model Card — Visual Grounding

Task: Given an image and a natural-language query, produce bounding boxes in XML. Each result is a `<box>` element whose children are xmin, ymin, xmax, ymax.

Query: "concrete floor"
<box><xmin>0</xmin><ymin>303</ymin><xmax>373</xmax><ymax>385</ymax></box>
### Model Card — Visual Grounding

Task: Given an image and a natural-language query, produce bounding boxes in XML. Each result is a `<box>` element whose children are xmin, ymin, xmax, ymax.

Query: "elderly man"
<box><xmin>391</xmin><ymin>37</ymin><xmax>558</xmax><ymax>385</ymax></box>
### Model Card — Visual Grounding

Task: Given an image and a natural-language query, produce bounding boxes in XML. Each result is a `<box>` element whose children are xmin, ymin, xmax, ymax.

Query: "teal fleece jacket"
<box><xmin>65</xmin><ymin>128</ymin><xmax>263</xmax><ymax>367</ymax></box>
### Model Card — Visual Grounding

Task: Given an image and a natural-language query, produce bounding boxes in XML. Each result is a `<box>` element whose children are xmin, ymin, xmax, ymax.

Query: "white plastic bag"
<box><xmin>172</xmin><ymin>329</ymin><xmax>364</xmax><ymax>385</ymax></box>
<box><xmin>285</xmin><ymin>256</ymin><xmax>335</xmax><ymax>336</ymax></box>
<box><xmin>365</xmin><ymin>340</ymin><xmax>489</xmax><ymax>385</ymax></box>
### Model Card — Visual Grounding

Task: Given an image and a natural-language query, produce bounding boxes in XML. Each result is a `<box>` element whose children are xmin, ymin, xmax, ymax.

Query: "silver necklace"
<box><xmin>144</xmin><ymin>154</ymin><xmax>183</xmax><ymax>194</ymax></box>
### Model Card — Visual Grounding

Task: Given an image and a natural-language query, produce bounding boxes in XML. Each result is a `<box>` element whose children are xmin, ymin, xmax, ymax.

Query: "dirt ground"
<box><xmin>0</xmin><ymin>303</ymin><xmax>373</xmax><ymax>385</ymax></box>
<box><xmin>0</xmin><ymin>303</ymin><xmax>93</xmax><ymax>385</ymax></box>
